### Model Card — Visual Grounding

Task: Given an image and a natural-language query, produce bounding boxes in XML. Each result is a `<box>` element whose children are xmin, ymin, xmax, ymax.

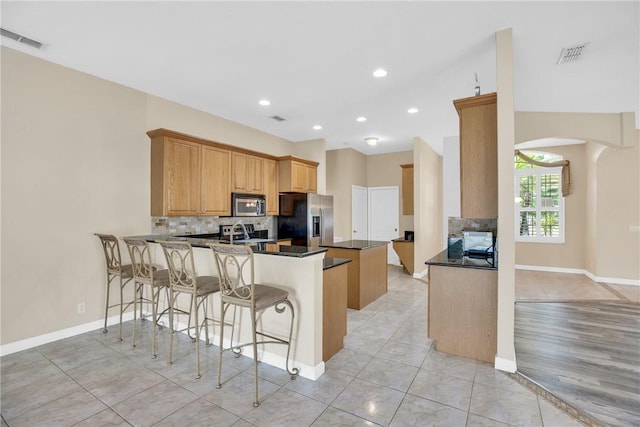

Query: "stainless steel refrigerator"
<box><xmin>277</xmin><ymin>194</ymin><xmax>333</xmax><ymax>247</ymax></box>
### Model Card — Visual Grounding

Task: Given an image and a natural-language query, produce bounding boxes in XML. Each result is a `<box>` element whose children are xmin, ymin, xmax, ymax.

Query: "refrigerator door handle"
<box><xmin>319</xmin><ymin>208</ymin><xmax>324</xmax><ymax>242</ymax></box>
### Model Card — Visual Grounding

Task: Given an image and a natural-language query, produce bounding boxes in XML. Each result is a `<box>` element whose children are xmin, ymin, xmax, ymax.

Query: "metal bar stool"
<box><xmin>209</xmin><ymin>243</ymin><xmax>299</xmax><ymax>407</ymax></box>
<box><xmin>95</xmin><ymin>233</ymin><xmax>135</xmax><ymax>342</ymax></box>
<box><xmin>123</xmin><ymin>237</ymin><xmax>171</xmax><ymax>358</ymax></box>
<box><xmin>159</xmin><ymin>240</ymin><xmax>220</xmax><ymax>379</ymax></box>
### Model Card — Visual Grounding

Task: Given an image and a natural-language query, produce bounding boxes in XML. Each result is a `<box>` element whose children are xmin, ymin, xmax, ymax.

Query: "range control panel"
<box><xmin>219</xmin><ymin>223</ymin><xmax>255</xmax><ymax>239</ymax></box>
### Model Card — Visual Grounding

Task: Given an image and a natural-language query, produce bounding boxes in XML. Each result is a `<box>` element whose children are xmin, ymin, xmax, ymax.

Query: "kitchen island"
<box><xmin>129</xmin><ymin>234</ymin><xmax>328</xmax><ymax>380</ymax></box>
<box><xmin>426</xmin><ymin>249</ymin><xmax>497</xmax><ymax>363</ymax></box>
<box><xmin>321</xmin><ymin>240</ymin><xmax>388</xmax><ymax>310</ymax></box>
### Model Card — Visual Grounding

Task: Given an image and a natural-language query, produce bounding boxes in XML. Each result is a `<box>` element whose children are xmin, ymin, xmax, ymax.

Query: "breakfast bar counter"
<box><xmin>125</xmin><ymin>234</ymin><xmax>328</xmax><ymax>380</ymax></box>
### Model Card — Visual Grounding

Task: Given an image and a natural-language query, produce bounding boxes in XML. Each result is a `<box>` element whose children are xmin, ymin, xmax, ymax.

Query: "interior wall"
<box><xmin>515</xmin><ymin>144</ymin><xmax>587</xmax><ymax>270</ymax></box>
<box><xmin>325</xmin><ymin>148</ymin><xmax>367</xmax><ymax>242</ymax></box>
<box><xmin>146</xmin><ymin>95</ymin><xmax>294</xmax><ymax>156</ymax></box>
<box><xmin>413</xmin><ymin>137</ymin><xmax>443</xmax><ymax>276</ymax></box>
<box><xmin>366</xmin><ymin>151</ymin><xmax>414</xmax><ymax>235</ymax></box>
<box><xmin>442</xmin><ymin>135</ymin><xmax>461</xmax><ymax>244</ymax></box>
<box><xmin>1</xmin><ymin>47</ymin><xmax>310</xmax><ymax>347</ymax></box>
<box><xmin>595</xmin><ymin>139</ymin><xmax>640</xmax><ymax>280</ymax></box>
<box><xmin>495</xmin><ymin>28</ymin><xmax>516</xmax><ymax>371</ymax></box>
<box><xmin>1</xmin><ymin>47</ymin><xmax>149</xmax><ymax>345</ymax></box>
<box><xmin>515</xmin><ymin>111</ymin><xmax>640</xmax><ymax>281</ymax></box>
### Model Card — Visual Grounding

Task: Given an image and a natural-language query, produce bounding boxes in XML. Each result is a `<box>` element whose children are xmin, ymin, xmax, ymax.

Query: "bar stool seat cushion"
<box><xmin>108</xmin><ymin>264</ymin><xmax>134</xmax><ymax>278</ymax></box>
<box><xmin>227</xmin><ymin>284</ymin><xmax>288</xmax><ymax>310</ymax></box>
<box><xmin>194</xmin><ymin>276</ymin><xmax>220</xmax><ymax>296</ymax></box>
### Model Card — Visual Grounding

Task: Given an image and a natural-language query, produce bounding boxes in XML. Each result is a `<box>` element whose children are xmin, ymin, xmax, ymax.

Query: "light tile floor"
<box><xmin>1</xmin><ymin>266</ymin><xmax>584</xmax><ymax>426</ymax></box>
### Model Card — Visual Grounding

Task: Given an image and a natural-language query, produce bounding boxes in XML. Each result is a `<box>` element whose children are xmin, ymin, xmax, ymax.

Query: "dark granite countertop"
<box><xmin>392</xmin><ymin>238</ymin><xmax>414</xmax><ymax>243</ymax></box>
<box><xmin>320</xmin><ymin>240</ymin><xmax>389</xmax><ymax>250</ymax></box>
<box><xmin>425</xmin><ymin>249</ymin><xmax>497</xmax><ymax>270</ymax></box>
<box><xmin>125</xmin><ymin>234</ymin><xmax>328</xmax><ymax>258</ymax></box>
<box><xmin>323</xmin><ymin>257</ymin><xmax>352</xmax><ymax>270</ymax></box>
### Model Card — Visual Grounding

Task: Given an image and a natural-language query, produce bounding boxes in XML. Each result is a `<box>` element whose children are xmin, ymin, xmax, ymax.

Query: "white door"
<box><xmin>368</xmin><ymin>186</ymin><xmax>400</xmax><ymax>264</ymax></box>
<box><xmin>352</xmin><ymin>185</ymin><xmax>368</xmax><ymax>240</ymax></box>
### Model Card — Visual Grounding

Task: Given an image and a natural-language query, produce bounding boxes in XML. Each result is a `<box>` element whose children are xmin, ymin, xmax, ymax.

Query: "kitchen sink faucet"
<box><xmin>230</xmin><ymin>221</ymin><xmax>249</xmax><ymax>244</ymax></box>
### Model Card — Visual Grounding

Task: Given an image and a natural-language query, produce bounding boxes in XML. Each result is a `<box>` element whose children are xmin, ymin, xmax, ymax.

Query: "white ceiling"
<box><xmin>2</xmin><ymin>1</ymin><xmax>638</xmax><ymax>155</ymax></box>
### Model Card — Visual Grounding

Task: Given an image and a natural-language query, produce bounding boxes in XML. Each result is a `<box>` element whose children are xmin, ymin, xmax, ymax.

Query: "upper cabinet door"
<box><xmin>201</xmin><ymin>146</ymin><xmax>231</xmax><ymax>216</ymax></box>
<box><xmin>278</xmin><ymin>157</ymin><xmax>319</xmax><ymax>193</ymax></box>
<box><xmin>264</xmin><ymin>159</ymin><xmax>279</xmax><ymax>215</ymax></box>
<box><xmin>247</xmin><ymin>156</ymin><xmax>264</xmax><ymax>194</ymax></box>
<box><xmin>165</xmin><ymin>138</ymin><xmax>201</xmax><ymax>216</ymax></box>
<box><xmin>231</xmin><ymin>152</ymin><xmax>249</xmax><ymax>192</ymax></box>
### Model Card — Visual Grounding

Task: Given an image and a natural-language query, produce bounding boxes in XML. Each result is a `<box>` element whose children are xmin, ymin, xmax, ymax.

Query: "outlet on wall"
<box><xmin>77</xmin><ymin>302</ymin><xmax>86</xmax><ymax>314</ymax></box>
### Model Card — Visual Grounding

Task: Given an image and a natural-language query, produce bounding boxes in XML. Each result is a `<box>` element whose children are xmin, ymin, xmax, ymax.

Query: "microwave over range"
<box><xmin>232</xmin><ymin>193</ymin><xmax>266</xmax><ymax>217</ymax></box>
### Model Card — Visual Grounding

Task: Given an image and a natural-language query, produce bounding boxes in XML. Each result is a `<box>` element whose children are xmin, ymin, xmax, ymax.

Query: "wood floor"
<box><xmin>515</xmin><ymin>301</ymin><xmax>640</xmax><ymax>427</ymax></box>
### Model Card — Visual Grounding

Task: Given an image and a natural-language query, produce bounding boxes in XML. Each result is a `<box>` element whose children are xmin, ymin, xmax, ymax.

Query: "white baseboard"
<box><xmin>494</xmin><ymin>356</ymin><xmax>517</xmax><ymax>373</ymax></box>
<box><xmin>584</xmin><ymin>271</ymin><xmax>640</xmax><ymax>287</ymax></box>
<box><xmin>413</xmin><ymin>268</ymin><xmax>428</xmax><ymax>279</ymax></box>
<box><xmin>0</xmin><ymin>312</ymin><xmax>135</xmax><ymax>357</ymax></box>
<box><xmin>1</xmin><ymin>314</ymin><xmax>325</xmax><ymax>381</ymax></box>
<box><xmin>516</xmin><ymin>264</ymin><xmax>640</xmax><ymax>286</ymax></box>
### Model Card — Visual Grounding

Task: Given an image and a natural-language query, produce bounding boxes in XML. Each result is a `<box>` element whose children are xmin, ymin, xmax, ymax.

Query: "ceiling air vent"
<box><xmin>1</xmin><ymin>28</ymin><xmax>43</xmax><ymax>49</ymax></box>
<box><xmin>270</xmin><ymin>115</ymin><xmax>286</xmax><ymax>122</ymax></box>
<box><xmin>557</xmin><ymin>43</ymin><xmax>588</xmax><ymax>64</ymax></box>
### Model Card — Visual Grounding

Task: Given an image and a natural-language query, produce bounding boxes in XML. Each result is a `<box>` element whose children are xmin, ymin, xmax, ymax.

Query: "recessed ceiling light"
<box><xmin>258</xmin><ymin>99</ymin><xmax>271</xmax><ymax>106</ymax></box>
<box><xmin>312</xmin><ymin>125</ymin><xmax>322</xmax><ymax>130</ymax></box>
<box><xmin>356</xmin><ymin>116</ymin><xmax>367</xmax><ymax>122</ymax></box>
<box><xmin>407</xmin><ymin>107</ymin><xmax>419</xmax><ymax>114</ymax></box>
<box><xmin>372</xmin><ymin>68</ymin><xmax>388</xmax><ymax>78</ymax></box>
<box><xmin>365</xmin><ymin>137</ymin><xmax>379</xmax><ymax>146</ymax></box>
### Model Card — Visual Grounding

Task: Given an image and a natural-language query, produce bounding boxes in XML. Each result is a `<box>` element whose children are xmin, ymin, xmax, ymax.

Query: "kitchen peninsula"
<box><xmin>426</xmin><ymin>249</ymin><xmax>497</xmax><ymax>363</ymax></box>
<box><xmin>321</xmin><ymin>240</ymin><xmax>388</xmax><ymax>310</ymax></box>
<box><xmin>131</xmin><ymin>234</ymin><xmax>328</xmax><ymax>380</ymax></box>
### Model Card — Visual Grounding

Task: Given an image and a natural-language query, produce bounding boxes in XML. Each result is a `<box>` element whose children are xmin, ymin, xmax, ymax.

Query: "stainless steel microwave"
<box><xmin>232</xmin><ymin>193</ymin><xmax>266</xmax><ymax>217</ymax></box>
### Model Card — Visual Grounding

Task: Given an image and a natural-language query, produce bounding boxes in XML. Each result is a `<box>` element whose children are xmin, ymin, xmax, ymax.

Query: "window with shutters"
<box><xmin>515</xmin><ymin>152</ymin><xmax>565</xmax><ymax>243</ymax></box>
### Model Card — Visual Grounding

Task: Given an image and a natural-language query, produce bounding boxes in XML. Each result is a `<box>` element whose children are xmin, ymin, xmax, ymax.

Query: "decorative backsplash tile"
<box><xmin>448</xmin><ymin>217</ymin><xmax>497</xmax><ymax>237</ymax></box>
<box><xmin>152</xmin><ymin>216</ymin><xmax>275</xmax><ymax>237</ymax></box>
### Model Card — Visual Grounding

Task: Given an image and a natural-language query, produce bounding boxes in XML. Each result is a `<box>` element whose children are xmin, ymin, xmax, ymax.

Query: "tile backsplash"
<box><xmin>152</xmin><ymin>216</ymin><xmax>275</xmax><ymax>236</ymax></box>
<box><xmin>448</xmin><ymin>217</ymin><xmax>497</xmax><ymax>237</ymax></box>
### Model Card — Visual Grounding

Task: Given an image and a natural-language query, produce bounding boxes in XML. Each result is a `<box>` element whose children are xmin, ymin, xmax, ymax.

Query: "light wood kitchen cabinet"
<box><xmin>148</xmin><ymin>129</ymin><xmax>319</xmax><ymax>216</ymax></box>
<box><xmin>278</xmin><ymin>156</ymin><xmax>318</xmax><ymax>193</ymax></box>
<box><xmin>232</xmin><ymin>152</ymin><xmax>264</xmax><ymax>194</ymax></box>
<box><xmin>428</xmin><ymin>264</ymin><xmax>497</xmax><ymax>363</ymax></box>
<box><xmin>323</xmin><ymin>262</ymin><xmax>348</xmax><ymax>361</ymax></box>
<box><xmin>149</xmin><ymin>133</ymin><xmax>231</xmax><ymax>216</ymax></box>
<box><xmin>263</xmin><ymin>158</ymin><xmax>279</xmax><ymax>215</ymax></box>
<box><xmin>400</xmin><ymin>163</ymin><xmax>414</xmax><ymax>215</ymax></box>
<box><xmin>454</xmin><ymin>92</ymin><xmax>497</xmax><ymax>219</ymax></box>
<box><xmin>201</xmin><ymin>146</ymin><xmax>231</xmax><ymax>215</ymax></box>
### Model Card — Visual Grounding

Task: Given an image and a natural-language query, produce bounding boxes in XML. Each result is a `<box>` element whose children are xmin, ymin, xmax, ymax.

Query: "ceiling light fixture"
<box><xmin>407</xmin><ymin>108</ymin><xmax>418</xmax><ymax>114</ymax></box>
<box><xmin>365</xmin><ymin>137</ymin><xmax>379</xmax><ymax>146</ymax></box>
<box><xmin>356</xmin><ymin>116</ymin><xmax>367</xmax><ymax>122</ymax></box>
<box><xmin>312</xmin><ymin>125</ymin><xmax>322</xmax><ymax>130</ymax></box>
<box><xmin>372</xmin><ymin>68</ymin><xmax>388</xmax><ymax>78</ymax></box>
<box><xmin>258</xmin><ymin>99</ymin><xmax>271</xmax><ymax>106</ymax></box>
